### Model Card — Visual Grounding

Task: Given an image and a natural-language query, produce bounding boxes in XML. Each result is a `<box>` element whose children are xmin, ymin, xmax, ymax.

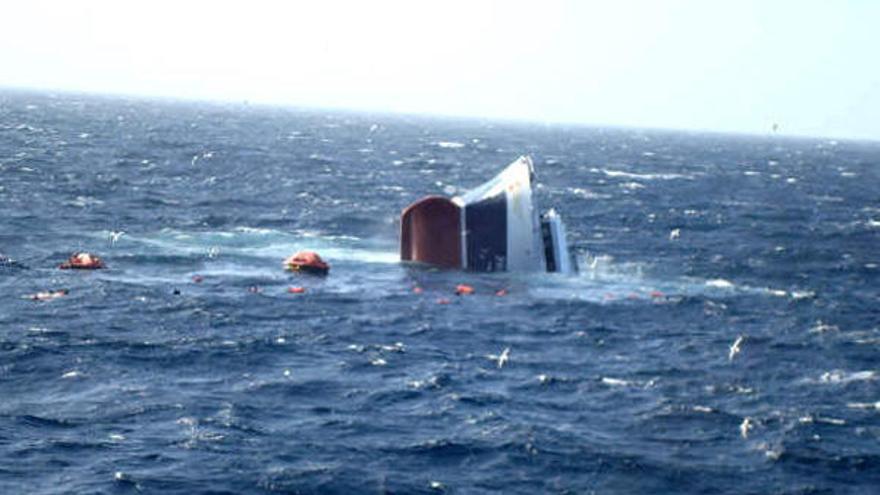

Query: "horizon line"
<box><xmin>2</xmin><ymin>84</ymin><xmax>877</xmax><ymax>145</ymax></box>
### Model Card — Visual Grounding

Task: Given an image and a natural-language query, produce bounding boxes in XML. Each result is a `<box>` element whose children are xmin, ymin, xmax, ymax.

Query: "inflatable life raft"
<box><xmin>400</xmin><ymin>156</ymin><xmax>576</xmax><ymax>273</ymax></box>
<box><xmin>59</xmin><ymin>252</ymin><xmax>106</xmax><ymax>270</ymax></box>
<box><xmin>284</xmin><ymin>251</ymin><xmax>330</xmax><ymax>275</ymax></box>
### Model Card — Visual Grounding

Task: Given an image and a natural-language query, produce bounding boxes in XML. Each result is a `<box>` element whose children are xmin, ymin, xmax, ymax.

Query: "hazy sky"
<box><xmin>2</xmin><ymin>1</ymin><xmax>879</xmax><ymax>140</ymax></box>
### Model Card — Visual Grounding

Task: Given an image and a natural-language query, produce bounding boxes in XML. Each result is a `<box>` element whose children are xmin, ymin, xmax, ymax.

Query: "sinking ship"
<box><xmin>400</xmin><ymin>156</ymin><xmax>576</xmax><ymax>273</ymax></box>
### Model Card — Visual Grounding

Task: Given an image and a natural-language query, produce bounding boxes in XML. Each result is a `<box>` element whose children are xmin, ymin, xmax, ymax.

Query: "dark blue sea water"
<box><xmin>1</xmin><ymin>90</ymin><xmax>879</xmax><ymax>494</ymax></box>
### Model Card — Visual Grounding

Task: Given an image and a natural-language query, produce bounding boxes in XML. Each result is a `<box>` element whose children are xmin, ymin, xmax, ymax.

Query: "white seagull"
<box><xmin>740</xmin><ymin>417</ymin><xmax>754</xmax><ymax>438</ymax></box>
<box><xmin>109</xmin><ymin>230</ymin><xmax>125</xmax><ymax>245</ymax></box>
<box><xmin>487</xmin><ymin>347</ymin><xmax>511</xmax><ymax>369</ymax></box>
<box><xmin>729</xmin><ymin>335</ymin><xmax>744</xmax><ymax>361</ymax></box>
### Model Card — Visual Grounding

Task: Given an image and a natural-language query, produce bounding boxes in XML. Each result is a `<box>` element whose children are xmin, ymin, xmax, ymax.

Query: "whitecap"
<box><xmin>233</xmin><ymin>226</ymin><xmax>276</xmax><ymax>235</ymax></box>
<box><xmin>601</xmin><ymin>377</ymin><xmax>631</xmax><ymax>387</ymax></box>
<box><xmin>593</xmin><ymin>168</ymin><xmax>692</xmax><ymax>180</ymax></box>
<box><xmin>378</xmin><ymin>185</ymin><xmax>404</xmax><ymax>192</ymax></box>
<box><xmin>621</xmin><ymin>181</ymin><xmax>645</xmax><ymax>190</ymax></box>
<box><xmin>66</xmin><ymin>195</ymin><xmax>104</xmax><ymax>208</ymax></box>
<box><xmin>176</xmin><ymin>417</ymin><xmax>197</xmax><ymax>426</ymax></box>
<box><xmin>757</xmin><ymin>441</ymin><xmax>784</xmax><ymax>461</ymax></box>
<box><xmin>799</xmin><ymin>415</ymin><xmax>846</xmax><ymax>425</ymax></box>
<box><xmin>791</xmin><ymin>290</ymin><xmax>815</xmax><ymax>300</ymax></box>
<box><xmin>817</xmin><ymin>370</ymin><xmax>876</xmax><ymax>384</ymax></box>
<box><xmin>380</xmin><ymin>342</ymin><xmax>405</xmax><ymax>353</ymax></box>
<box><xmin>705</xmin><ymin>279</ymin><xmax>734</xmax><ymax>289</ymax></box>
<box><xmin>434</xmin><ymin>141</ymin><xmax>465</xmax><ymax>149</ymax></box>
<box><xmin>809</xmin><ymin>321</ymin><xmax>839</xmax><ymax>333</ymax></box>
<box><xmin>568</xmin><ymin>187</ymin><xmax>608</xmax><ymax>199</ymax></box>
<box><xmin>602</xmin><ymin>376</ymin><xmax>656</xmax><ymax>389</ymax></box>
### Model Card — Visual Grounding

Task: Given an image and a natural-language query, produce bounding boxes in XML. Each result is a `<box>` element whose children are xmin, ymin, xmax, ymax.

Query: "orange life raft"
<box><xmin>59</xmin><ymin>252</ymin><xmax>106</xmax><ymax>270</ymax></box>
<box><xmin>283</xmin><ymin>251</ymin><xmax>329</xmax><ymax>275</ymax></box>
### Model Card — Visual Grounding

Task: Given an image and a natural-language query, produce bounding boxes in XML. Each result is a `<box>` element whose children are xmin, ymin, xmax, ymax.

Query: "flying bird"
<box><xmin>487</xmin><ymin>347</ymin><xmax>511</xmax><ymax>369</ymax></box>
<box><xmin>109</xmin><ymin>230</ymin><xmax>125</xmax><ymax>245</ymax></box>
<box><xmin>729</xmin><ymin>335</ymin><xmax>744</xmax><ymax>361</ymax></box>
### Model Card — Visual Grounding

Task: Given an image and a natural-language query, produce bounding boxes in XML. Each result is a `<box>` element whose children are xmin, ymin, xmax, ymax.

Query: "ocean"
<box><xmin>1</xmin><ymin>90</ymin><xmax>879</xmax><ymax>494</ymax></box>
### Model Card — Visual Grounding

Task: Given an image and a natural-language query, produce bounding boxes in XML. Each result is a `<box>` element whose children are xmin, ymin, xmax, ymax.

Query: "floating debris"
<box><xmin>25</xmin><ymin>289</ymin><xmax>69</xmax><ymax>301</ymax></box>
<box><xmin>455</xmin><ymin>284</ymin><xmax>474</xmax><ymax>295</ymax></box>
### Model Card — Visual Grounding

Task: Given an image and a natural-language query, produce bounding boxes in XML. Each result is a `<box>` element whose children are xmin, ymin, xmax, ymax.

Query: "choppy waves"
<box><xmin>1</xmin><ymin>91</ymin><xmax>879</xmax><ymax>493</ymax></box>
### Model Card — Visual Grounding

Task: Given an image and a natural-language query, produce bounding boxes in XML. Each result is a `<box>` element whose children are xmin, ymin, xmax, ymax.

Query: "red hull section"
<box><xmin>400</xmin><ymin>196</ymin><xmax>461</xmax><ymax>269</ymax></box>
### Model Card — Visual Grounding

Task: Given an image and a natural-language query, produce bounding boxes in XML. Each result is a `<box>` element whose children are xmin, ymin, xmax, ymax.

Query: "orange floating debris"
<box><xmin>412</xmin><ymin>287</ymin><xmax>423</xmax><ymax>294</ymax></box>
<box><xmin>59</xmin><ymin>252</ymin><xmax>105</xmax><ymax>270</ymax></box>
<box><xmin>288</xmin><ymin>286</ymin><xmax>306</xmax><ymax>294</ymax></box>
<box><xmin>455</xmin><ymin>284</ymin><xmax>474</xmax><ymax>295</ymax></box>
<box><xmin>283</xmin><ymin>251</ymin><xmax>329</xmax><ymax>275</ymax></box>
<box><xmin>495</xmin><ymin>289</ymin><xmax>508</xmax><ymax>297</ymax></box>
<box><xmin>650</xmin><ymin>290</ymin><xmax>664</xmax><ymax>298</ymax></box>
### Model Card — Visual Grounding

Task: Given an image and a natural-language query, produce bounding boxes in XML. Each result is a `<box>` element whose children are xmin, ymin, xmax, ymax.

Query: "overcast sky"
<box><xmin>2</xmin><ymin>1</ymin><xmax>878</xmax><ymax>140</ymax></box>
